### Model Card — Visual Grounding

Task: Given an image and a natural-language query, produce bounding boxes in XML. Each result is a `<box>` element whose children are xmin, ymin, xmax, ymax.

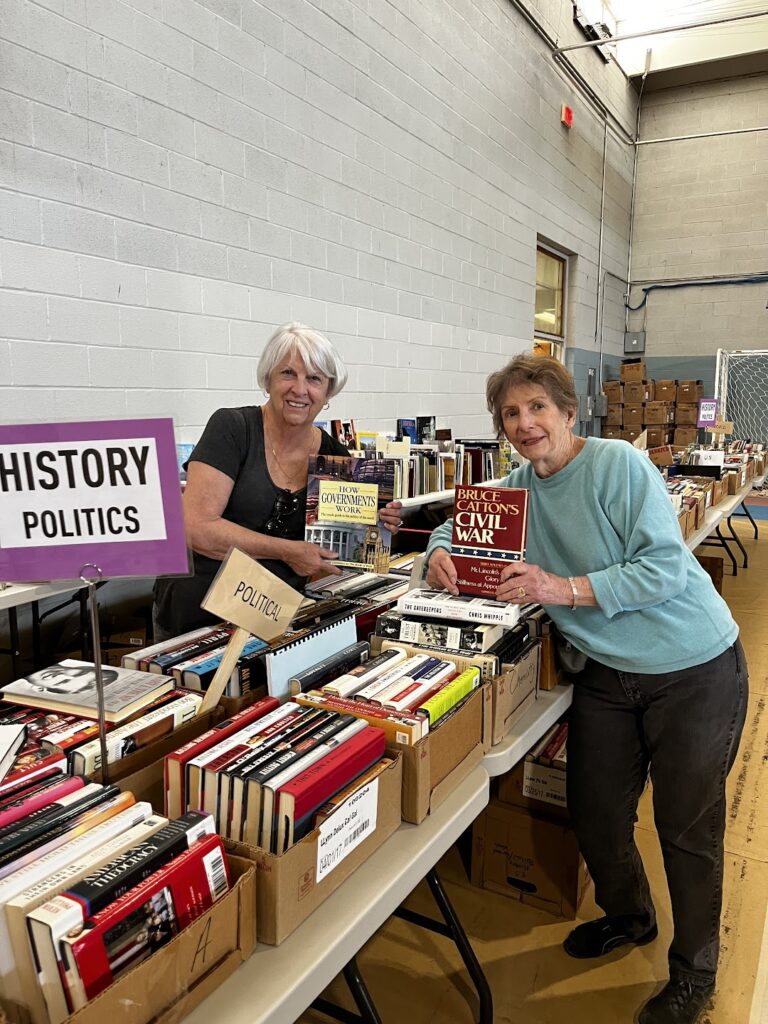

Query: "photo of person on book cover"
<box><xmin>426</xmin><ymin>354</ymin><xmax>748</xmax><ymax>1024</ymax></box>
<box><xmin>103</xmin><ymin>889</ymin><xmax>178</xmax><ymax>975</ymax></box>
<box><xmin>13</xmin><ymin>664</ymin><xmax>120</xmax><ymax>698</ymax></box>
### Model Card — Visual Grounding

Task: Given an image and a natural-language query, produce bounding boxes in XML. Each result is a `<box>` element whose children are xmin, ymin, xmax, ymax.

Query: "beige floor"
<box><xmin>299</xmin><ymin>520</ymin><xmax>768</xmax><ymax>1024</ymax></box>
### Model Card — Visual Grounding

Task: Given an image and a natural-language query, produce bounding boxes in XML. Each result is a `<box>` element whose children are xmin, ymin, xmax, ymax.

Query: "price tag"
<box><xmin>316</xmin><ymin>780</ymin><xmax>379</xmax><ymax>882</ymax></box>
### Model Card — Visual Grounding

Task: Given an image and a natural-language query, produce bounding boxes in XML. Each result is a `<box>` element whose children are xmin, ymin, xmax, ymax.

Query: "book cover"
<box><xmin>0</xmin><ymin>723</ymin><xmax>26</xmax><ymax>782</ymax></box>
<box><xmin>374</xmin><ymin>610</ymin><xmax>504</xmax><ymax>653</ymax></box>
<box><xmin>312</xmin><ymin>757</ymin><xmax>392</xmax><ymax>827</ymax></box>
<box><xmin>396</xmin><ymin>418</ymin><xmax>418</xmax><ymax>442</ymax></box>
<box><xmin>0</xmin><ymin>661</ymin><xmax>173</xmax><ymax>724</ymax></box>
<box><xmin>288</xmin><ymin>640</ymin><xmax>370</xmax><ymax>696</ymax></box>
<box><xmin>277</xmin><ymin>725</ymin><xmax>386</xmax><ymax>851</ymax></box>
<box><xmin>69</xmin><ymin>691</ymin><xmax>203</xmax><ymax>775</ymax></box>
<box><xmin>416</xmin><ymin>416</ymin><xmax>437</xmax><ymax>444</ymax></box>
<box><xmin>56</xmin><ymin>833</ymin><xmax>230</xmax><ymax>1010</ymax></box>
<box><xmin>62</xmin><ymin>810</ymin><xmax>214</xmax><ymax>917</ymax></box>
<box><xmin>305</xmin><ymin>455</ymin><xmax>395</xmax><ymax>574</ymax></box>
<box><xmin>396</xmin><ymin>589</ymin><xmax>521</xmax><ymax>628</ymax></box>
<box><xmin>355</xmin><ymin>430</ymin><xmax>380</xmax><ymax>453</ymax></box>
<box><xmin>415</xmin><ymin>667</ymin><xmax>480</xmax><ymax>726</ymax></box>
<box><xmin>172</xmin><ymin>635</ymin><xmax>268</xmax><ymax>694</ymax></box>
<box><xmin>0</xmin><ymin>746</ymin><xmax>67</xmax><ymax>797</ymax></box>
<box><xmin>450</xmin><ymin>484</ymin><xmax>529</xmax><ymax>597</ymax></box>
<box><xmin>121</xmin><ymin>626</ymin><xmax>219</xmax><ymax>671</ymax></box>
<box><xmin>164</xmin><ymin>695</ymin><xmax>280</xmax><ymax>819</ymax></box>
<box><xmin>0</xmin><ymin>765</ymin><xmax>64</xmax><ymax>807</ymax></box>
<box><xmin>330</xmin><ymin>419</ymin><xmax>356</xmax><ymax>448</ymax></box>
<box><xmin>146</xmin><ymin>628</ymin><xmax>232</xmax><ymax>675</ymax></box>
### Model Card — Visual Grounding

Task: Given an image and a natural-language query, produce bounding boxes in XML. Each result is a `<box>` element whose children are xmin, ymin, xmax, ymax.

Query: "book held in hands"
<box><xmin>450</xmin><ymin>484</ymin><xmax>529</xmax><ymax>597</ymax></box>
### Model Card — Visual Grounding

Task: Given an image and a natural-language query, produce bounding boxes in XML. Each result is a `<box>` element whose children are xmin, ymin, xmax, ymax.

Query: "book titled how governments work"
<box><xmin>450</xmin><ymin>484</ymin><xmax>529</xmax><ymax>597</ymax></box>
<box><xmin>305</xmin><ymin>456</ymin><xmax>395</xmax><ymax>574</ymax></box>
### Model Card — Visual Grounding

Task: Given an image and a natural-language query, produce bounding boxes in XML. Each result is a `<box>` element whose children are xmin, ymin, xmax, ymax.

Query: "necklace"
<box><xmin>264</xmin><ymin>413</ymin><xmax>317</xmax><ymax>488</ymax></box>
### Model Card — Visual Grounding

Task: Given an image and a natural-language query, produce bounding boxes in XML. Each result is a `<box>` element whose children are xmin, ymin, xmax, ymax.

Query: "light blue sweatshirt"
<box><xmin>426</xmin><ymin>437</ymin><xmax>738</xmax><ymax>673</ymax></box>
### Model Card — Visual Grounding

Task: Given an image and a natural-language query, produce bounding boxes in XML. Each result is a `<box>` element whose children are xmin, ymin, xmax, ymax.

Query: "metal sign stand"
<box><xmin>79</xmin><ymin>563</ymin><xmax>110</xmax><ymax>785</ymax></box>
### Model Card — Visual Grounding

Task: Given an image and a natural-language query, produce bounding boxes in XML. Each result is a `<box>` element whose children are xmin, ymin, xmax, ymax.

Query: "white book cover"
<box><xmin>397</xmin><ymin>589</ymin><xmax>521</xmax><ymax>628</ymax></box>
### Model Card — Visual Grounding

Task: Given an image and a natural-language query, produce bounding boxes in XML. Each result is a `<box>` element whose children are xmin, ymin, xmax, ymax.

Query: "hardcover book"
<box><xmin>305</xmin><ymin>455</ymin><xmax>396</xmax><ymax>573</ymax></box>
<box><xmin>54</xmin><ymin>833</ymin><xmax>230</xmax><ymax>1011</ymax></box>
<box><xmin>0</xmin><ymin>661</ymin><xmax>173</xmax><ymax>724</ymax></box>
<box><xmin>374</xmin><ymin>610</ymin><xmax>504</xmax><ymax>653</ymax></box>
<box><xmin>0</xmin><ymin>747</ymin><xmax>66</xmax><ymax>797</ymax></box>
<box><xmin>396</xmin><ymin>418</ymin><xmax>418</xmax><ymax>442</ymax></box>
<box><xmin>450</xmin><ymin>484</ymin><xmax>529</xmax><ymax>597</ymax></box>
<box><xmin>396</xmin><ymin>589</ymin><xmax>521</xmax><ymax>628</ymax></box>
<box><xmin>0</xmin><ymin>723</ymin><xmax>26</xmax><ymax>783</ymax></box>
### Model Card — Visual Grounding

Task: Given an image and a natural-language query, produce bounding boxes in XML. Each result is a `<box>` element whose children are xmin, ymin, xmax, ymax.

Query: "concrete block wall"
<box><xmin>0</xmin><ymin>0</ymin><xmax>635</xmax><ymax>442</ymax></box>
<box><xmin>629</xmin><ymin>72</ymin><xmax>768</xmax><ymax>380</ymax></box>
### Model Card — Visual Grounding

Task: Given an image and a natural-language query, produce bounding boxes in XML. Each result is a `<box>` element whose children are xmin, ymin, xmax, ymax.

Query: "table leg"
<box><xmin>714</xmin><ymin>524</ymin><xmax>738</xmax><ymax>575</ymax></box>
<box><xmin>311</xmin><ymin>955</ymin><xmax>383</xmax><ymax>1024</ymax></box>
<box><xmin>726</xmin><ymin>517</ymin><xmax>749</xmax><ymax>569</ymax></box>
<box><xmin>394</xmin><ymin>869</ymin><xmax>493</xmax><ymax>1024</ymax></box>
<box><xmin>735</xmin><ymin>502</ymin><xmax>760</xmax><ymax>540</ymax></box>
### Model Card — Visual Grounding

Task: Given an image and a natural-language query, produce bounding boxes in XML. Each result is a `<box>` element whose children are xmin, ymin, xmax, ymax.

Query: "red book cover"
<box><xmin>0</xmin><ymin>774</ymin><xmax>84</xmax><ymax>829</ymax></box>
<box><xmin>276</xmin><ymin>726</ymin><xmax>386</xmax><ymax>850</ymax></box>
<box><xmin>450</xmin><ymin>485</ymin><xmax>529</xmax><ymax>597</ymax></box>
<box><xmin>163</xmin><ymin>695</ymin><xmax>280</xmax><ymax>818</ymax></box>
<box><xmin>0</xmin><ymin>705</ymin><xmax>112</xmax><ymax>753</ymax></box>
<box><xmin>61</xmin><ymin>833</ymin><xmax>230</xmax><ymax>1008</ymax></box>
<box><xmin>0</xmin><ymin>748</ymin><xmax>67</xmax><ymax>797</ymax></box>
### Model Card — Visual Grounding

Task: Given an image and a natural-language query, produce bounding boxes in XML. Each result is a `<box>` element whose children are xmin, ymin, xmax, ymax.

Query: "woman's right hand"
<box><xmin>426</xmin><ymin>548</ymin><xmax>459</xmax><ymax>596</ymax></box>
<box><xmin>283</xmin><ymin>541</ymin><xmax>343</xmax><ymax>578</ymax></box>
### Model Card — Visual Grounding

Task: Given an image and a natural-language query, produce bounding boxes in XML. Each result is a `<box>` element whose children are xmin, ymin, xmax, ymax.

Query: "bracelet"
<box><xmin>567</xmin><ymin>576</ymin><xmax>578</xmax><ymax>609</ymax></box>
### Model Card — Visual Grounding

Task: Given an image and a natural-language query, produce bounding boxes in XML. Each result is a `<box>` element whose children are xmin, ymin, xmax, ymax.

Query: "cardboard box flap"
<box><xmin>429</xmin><ymin>743</ymin><xmax>484</xmax><ymax>814</ymax></box>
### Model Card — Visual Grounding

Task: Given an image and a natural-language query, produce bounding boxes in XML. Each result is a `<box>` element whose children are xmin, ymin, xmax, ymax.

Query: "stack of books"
<box><xmin>165</xmin><ymin>696</ymin><xmax>390</xmax><ymax>855</ymax></box>
<box><xmin>0</xmin><ymin>665</ymin><xmax>202</xmax><ymax>776</ymax></box>
<box><xmin>0</xmin><ymin>778</ymin><xmax>231</xmax><ymax>1022</ymax></box>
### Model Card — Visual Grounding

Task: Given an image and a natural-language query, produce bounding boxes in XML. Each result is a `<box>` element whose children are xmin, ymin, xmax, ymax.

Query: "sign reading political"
<box><xmin>697</xmin><ymin>398</ymin><xmax>719</xmax><ymax>429</ymax></box>
<box><xmin>0</xmin><ymin>419</ymin><xmax>188</xmax><ymax>583</ymax></box>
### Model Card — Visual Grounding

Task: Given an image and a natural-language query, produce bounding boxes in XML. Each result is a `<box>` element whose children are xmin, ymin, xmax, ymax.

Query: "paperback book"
<box><xmin>450</xmin><ymin>484</ymin><xmax>529</xmax><ymax>597</ymax></box>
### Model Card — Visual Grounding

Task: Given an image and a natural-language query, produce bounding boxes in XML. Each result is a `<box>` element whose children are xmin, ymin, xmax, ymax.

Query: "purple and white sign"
<box><xmin>0</xmin><ymin>418</ymin><xmax>189</xmax><ymax>583</ymax></box>
<box><xmin>697</xmin><ymin>398</ymin><xmax>719</xmax><ymax>429</ymax></box>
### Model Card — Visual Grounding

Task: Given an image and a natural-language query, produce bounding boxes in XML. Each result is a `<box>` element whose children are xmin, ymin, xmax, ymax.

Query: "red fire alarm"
<box><xmin>561</xmin><ymin>104</ymin><xmax>574</xmax><ymax>129</ymax></box>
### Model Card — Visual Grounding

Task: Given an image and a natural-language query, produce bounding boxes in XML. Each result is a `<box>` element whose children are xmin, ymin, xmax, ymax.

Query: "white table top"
<box><xmin>0</xmin><ymin>580</ymin><xmax>85</xmax><ymax>612</ymax></box>
<box><xmin>183</xmin><ymin>764</ymin><xmax>490</xmax><ymax>1024</ymax></box>
<box><xmin>483</xmin><ymin>685</ymin><xmax>573</xmax><ymax>778</ymax></box>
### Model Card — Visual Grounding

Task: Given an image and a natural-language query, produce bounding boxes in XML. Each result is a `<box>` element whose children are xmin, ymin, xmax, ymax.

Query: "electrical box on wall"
<box><xmin>624</xmin><ymin>331</ymin><xmax>646</xmax><ymax>354</ymax></box>
<box><xmin>578</xmin><ymin>394</ymin><xmax>593</xmax><ymax>422</ymax></box>
<box><xmin>594</xmin><ymin>394</ymin><xmax>608</xmax><ymax>417</ymax></box>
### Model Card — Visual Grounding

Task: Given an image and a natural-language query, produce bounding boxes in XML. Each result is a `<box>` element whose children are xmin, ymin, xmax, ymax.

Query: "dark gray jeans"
<box><xmin>567</xmin><ymin>639</ymin><xmax>749</xmax><ymax>985</ymax></box>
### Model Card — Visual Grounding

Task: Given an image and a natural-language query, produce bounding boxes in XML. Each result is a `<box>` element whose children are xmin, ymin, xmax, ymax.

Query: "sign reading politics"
<box><xmin>697</xmin><ymin>398</ymin><xmax>719</xmax><ymax>429</ymax></box>
<box><xmin>0</xmin><ymin>419</ymin><xmax>188</xmax><ymax>582</ymax></box>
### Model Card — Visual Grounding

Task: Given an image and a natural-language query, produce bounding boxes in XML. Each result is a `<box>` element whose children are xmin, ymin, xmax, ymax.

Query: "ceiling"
<box><xmin>599</xmin><ymin>1</ymin><xmax>768</xmax><ymax>77</ymax></box>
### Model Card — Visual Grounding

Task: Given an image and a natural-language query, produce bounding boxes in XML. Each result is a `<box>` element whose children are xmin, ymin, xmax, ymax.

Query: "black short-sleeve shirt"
<box><xmin>153</xmin><ymin>406</ymin><xmax>348</xmax><ymax>637</ymax></box>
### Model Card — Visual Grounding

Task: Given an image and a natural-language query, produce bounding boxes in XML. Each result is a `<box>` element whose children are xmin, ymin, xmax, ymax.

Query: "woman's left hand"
<box><xmin>496</xmin><ymin>560</ymin><xmax>571</xmax><ymax>605</ymax></box>
<box><xmin>379</xmin><ymin>501</ymin><xmax>403</xmax><ymax>534</ymax></box>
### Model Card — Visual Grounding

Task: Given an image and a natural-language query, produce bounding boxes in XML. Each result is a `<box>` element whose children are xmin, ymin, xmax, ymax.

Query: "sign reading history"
<box><xmin>0</xmin><ymin>418</ymin><xmax>187</xmax><ymax>582</ymax></box>
<box><xmin>697</xmin><ymin>398</ymin><xmax>719</xmax><ymax>429</ymax></box>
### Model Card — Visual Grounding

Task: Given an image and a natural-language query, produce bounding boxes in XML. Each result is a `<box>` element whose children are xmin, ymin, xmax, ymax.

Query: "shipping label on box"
<box><xmin>522</xmin><ymin>762</ymin><xmax>567</xmax><ymax>809</ymax></box>
<box><xmin>316</xmin><ymin>779</ymin><xmax>379</xmax><ymax>882</ymax></box>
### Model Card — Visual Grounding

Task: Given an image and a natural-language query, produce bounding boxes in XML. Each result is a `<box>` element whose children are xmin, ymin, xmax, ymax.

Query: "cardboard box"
<box><xmin>497</xmin><ymin>758</ymin><xmax>569</xmax><ymax>821</ymax></box>
<box><xmin>471</xmin><ymin>801</ymin><xmax>590</xmax><ymax>919</ymax></box>
<box><xmin>675</xmin><ymin>404</ymin><xmax>699</xmax><ymax>426</ymax></box>
<box><xmin>676</xmin><ymin>380</ymin><xmax>704</xmax><ymax>402</ymax></box>
<box><xmin>620</xmin><ymin>359</ymin><xmax>647</xmax><ymax>382</ymax></box>
<box><xmin>655</xmin><ymin>379</ymin><xmax>677</xmax><ymax>401</ymax></box>
<box><xmin>624</xmin><ymin>380</ymin><xmax>655</xmax><ymax>403</ymax></box>
<box><xmin>68</xmin><ymin>855</ymin><xmax>256</xmax><ymax>1024</ymax></box>
<box><xmin>601</xmin><ymin>427</ymin><xmax>621</xmax><ymax>440</ymax></box>
<box><xmin>674</xmin><ymin>427</ymin><xmax>698</xmax><ymax>446</ymax></box>
<box><xmin>646</xmin><ymin>429</ymin><xmax>673</xmax><ymax>448</ymax></box>
<box><xmin>724</xmin><ymin>471</ymin><xmax>740</xmax><ymax>495</ymax></box>
<box><xmin>231</xmin><ymin>756</ymin><xmax>403</xmax><ymax>944</ymax></box>
<box><xmin>644</xmin><ymin>401</ymin><xmax>674</xmax><ymax>425</ymax></box>
<box><xmin>621</xmin><ymin>428</ymin><xmax>643</xmax><ymax>443</ymax></box>
<box><xmin>605</xmin><ymin>404</ymin><xmax>623</xmax><ymax>426</ymax></box>
<box><xmin>490</xmin><ymin>641</ymin><xmax>539</xmax><ymax>745</ymax></box>
<box><xmin>622</xmin><ymin>403</ymin><xmax>643</xmax><ymax>425</ymax></box>
<box><xmin>602</xmin><ymin>381</ymin><xmax>622</xmax><ymax>403</ymax></box>
<box><xmin>648</xmin><ymin>444</ymin><xmax>674</xmax><ymax>467</ymax></box>
<box><xmin>696</xmin><ymin>554</ymin><xmax>724</xmax><ymax>594</ymax></box>
<box><xmin>537</xmin><ymin>635</ymin><xmax>561</xmax><ymax>691</ymax></box>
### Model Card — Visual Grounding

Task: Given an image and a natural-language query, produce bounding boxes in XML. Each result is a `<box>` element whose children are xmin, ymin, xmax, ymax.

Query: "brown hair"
<box><xmin>486</xmin><ymin>355</ymin><xmax>577</xmax><ymax>437</ymax></box>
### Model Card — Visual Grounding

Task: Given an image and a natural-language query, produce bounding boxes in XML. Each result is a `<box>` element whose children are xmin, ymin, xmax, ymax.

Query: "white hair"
<box><xmin>257</xmin><ymin>322</ymin><xmax>348</xmax><ymax>398</ymax></box>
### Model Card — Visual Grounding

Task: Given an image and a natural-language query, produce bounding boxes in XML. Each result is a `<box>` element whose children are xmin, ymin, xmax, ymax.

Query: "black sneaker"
<box><xmin>637</xmin><ymin>977</ymin><xmax>715</xmax><ymax>1023</ymax></box>
<box><xmin>563</xmin><ymin>915</ymin><xmax>658</xmax><ymax>959</ymax></box>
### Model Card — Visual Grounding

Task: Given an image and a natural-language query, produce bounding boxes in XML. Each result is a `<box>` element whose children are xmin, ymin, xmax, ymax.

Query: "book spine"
<box><xmin>539</xmin><ymin>723</ymin><xmax>569</xmax><ymax>766</ymax></box>
<box><xmin>382</xmin><ymin>663</ymin><xmax>457</xmax><ymax>713</ymax></box>
<box><xmin>415</xmin><ymin>668</ymin><xmax>480</xmax><ymax>725</ymax></box>
<box><xmin>295</xmin><ymin>693</ymin><xmax>426</xmax><ymax>744</ymax></box>
<box><xmin>525</xmin><ymin>723</ymin><xmax>560</xmax><ymax>762</ymax></box>
<box><xmin>379</xmin><ymin>638</ymin><xmax>499</xmax><ymax>682</ymax></box>
<box><xmin>397</xmin><ymin>591</ymin><xmax>520</xmax><ymax>627</ymax></box>
<box><xmin>62</xmin><ymin>834</ymin><xmax>229</xmax><ymax>1007</ymax></box>
<box><xmin>322</xmin><ymin>646</ymin><xmax>408</xmax><ymax>697</ymax></box>
<box><xmin>0</xmin><ymin>782</ymin><xmax>107</xmax><ymax>849</ymax></box>
<box><xmin>0</xmin><ymin>753</ymin><xmax>67</xmax><ymax>796</ymax></box>
<box><xmin>148</xmin><ymin>629</ymin><xmax>231</xmax><ymax>672</ymax></box>
<box><xmin>0</xmin><ymin>775</ymin><xmax>84</xmax><ymax>830</ymax></box>
<box><xmin>121</xmin><ymin>626</ymin><xmax>217</xmax><ymax>670</ymax></box>
<box><xmin>349</xmin><ymin>655</ymin><xmax>432</xmax><ymax>702</ymax></box>
<box><xmin>63</xmin><ymin>810</ymin><xmax>214</xmax><ymax>916</ymax></box>
<box><xmin>366</xmin><ymin>658</ymin><xmax>443</xmax><ymax>707</ymax></box>
<box><xmin>288</xmin><ymin>641</ymin><xmax>370</xmax><ymax>695</ymax></box>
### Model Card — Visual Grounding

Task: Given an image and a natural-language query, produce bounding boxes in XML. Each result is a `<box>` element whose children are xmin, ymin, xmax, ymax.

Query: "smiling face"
<box><xmin>267</xmin><ymin>350</ymin><xmax>330</xmax><ymax>430</ymax></box>
<box><xmin>500</xmin><ymin>382</ymin><xmax>577</xmax><ymax>476</ymax></box>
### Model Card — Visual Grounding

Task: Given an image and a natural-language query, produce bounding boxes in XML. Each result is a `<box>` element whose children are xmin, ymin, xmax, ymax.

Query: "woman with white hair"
<box><xmin>153</xmin><ymin>322</ymin><xmax>401</xmax><ymax>639</ymax></box>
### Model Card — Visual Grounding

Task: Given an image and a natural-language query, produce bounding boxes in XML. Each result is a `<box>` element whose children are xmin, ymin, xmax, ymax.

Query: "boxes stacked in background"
<box><xmin>471</xmin><ymin>719</ymin><xmax>590</xmax><ymax>919</ymax></box>
<box><xmin>601</xmin><ymin>359</ymin><xmax>704</xmax><ymax>447</ymax></box>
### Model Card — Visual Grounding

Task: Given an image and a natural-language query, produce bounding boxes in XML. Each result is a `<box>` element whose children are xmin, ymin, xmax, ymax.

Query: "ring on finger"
<box><xmin>517</xmin><ymin>586</ymin><xmax>526</xmax><ymax>599</ymax></box>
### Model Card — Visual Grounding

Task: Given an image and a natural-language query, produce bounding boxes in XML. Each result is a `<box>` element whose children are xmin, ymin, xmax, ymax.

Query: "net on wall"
<box><xmin>715</xmin><ymin>350</ymin><xmax>768</xmax><ymax>443</ymax></box>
